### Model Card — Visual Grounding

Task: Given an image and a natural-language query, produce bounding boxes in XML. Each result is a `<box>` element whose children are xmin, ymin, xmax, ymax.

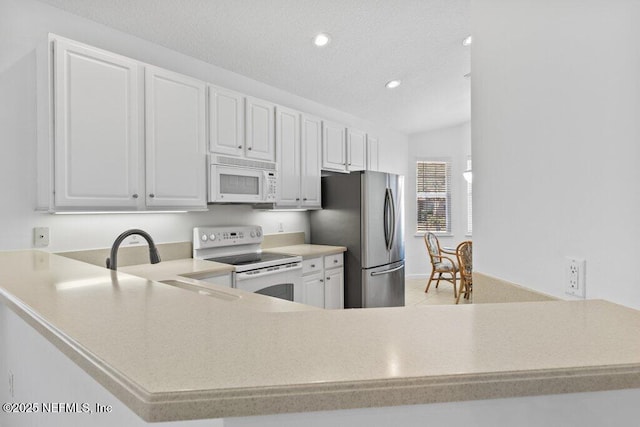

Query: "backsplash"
<box><xmin>58</xmin><ymin>231</ymin><xmax>307</xmax><ymax>267</ymax></box>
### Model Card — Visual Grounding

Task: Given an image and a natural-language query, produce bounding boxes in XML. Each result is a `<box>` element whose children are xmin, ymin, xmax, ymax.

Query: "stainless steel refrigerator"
<box><xmin>309</xmin><ymin>171</ymin><xmax>404</xmax><ymax>308</ymax></box>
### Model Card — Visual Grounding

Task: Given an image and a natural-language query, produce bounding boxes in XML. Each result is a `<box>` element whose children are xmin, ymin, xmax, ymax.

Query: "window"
<box><xmin>416</xmin><ymin>160</ymin><xmax>451</xmax><ymax>233</ymax></box>
<box><xmin>466</xmin><ymin>158</ymin><xmax>472</xmax><ymax>235</ymax></box>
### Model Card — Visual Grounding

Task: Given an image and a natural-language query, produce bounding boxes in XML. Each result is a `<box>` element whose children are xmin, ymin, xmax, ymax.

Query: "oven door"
<box><xmin>209</xmin><ymin>164</ymin><xmax>266</xmax><ymax>203</ymax></box>
<box><xmin>235</xmin><ymin>263</ymin><xmax>303</xmax><ymax>303</ymax></box>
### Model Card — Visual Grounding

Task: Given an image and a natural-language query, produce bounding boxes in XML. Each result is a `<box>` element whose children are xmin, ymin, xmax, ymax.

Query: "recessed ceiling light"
<box><xmin>313</xmin><ymin>33</ymin><xmax>331</xmax><ymax>47</ymax></box>
<box><xmin>385</xmin><ymin>80</ymin><xmax>401</xmax><ymax>89</ymax></box>
<box><xmin>462</xmin><ymin>35</ymin><xmax>472</xmax><ymax>47</ymax></box>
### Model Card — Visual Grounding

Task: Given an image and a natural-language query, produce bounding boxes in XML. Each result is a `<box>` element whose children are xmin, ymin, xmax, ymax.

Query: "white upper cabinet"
<box><xmin>245</xmin><ymin>97</ymin><xmax>275</xmax><ymax>161</ymax></box>
<box><xmin>275</xmin><ymin>109</ymin><xmax>322</xmax><ymax>209</ymax></box>
<box><xmin>53</xmin><ymin>38</ymin><xmax>142</xmax><ymax>210</ymax></box>
<box><xmin>275</xmin><ymin>106</ymin><xmax>301</xmax><ymax>207</ymax></box>
<box><xmin>145</xmin><ymin>66</ymin><xmax>207</xmax><ymax>209</ymax></box>
<box><xmin>209</xmin><ymin>86</ymin><xmax>244</xmax><ymax>157</ymax></box>
<box><xmin>347</xmin><ymin>128</ymin><xmax>366</xmax><ymax>171</ymax></box>
<box><xmin>322</xmin><ymin>121</ymin><xmax>347</xmax><ymax>172</ymax></box>
<box><xmin>366</xmin><ymin>135</ymin><xmax>380</xmax><ymax>172</ymax></box>
<box><xmin>51</xmin><ymin>36</ymin><xmax>206</xmax><ymax>211</ymax></box>
<box><xmin>300</xmin><ymin>114</ymin><xmax>322</xmax><ymax>208</ymax></box>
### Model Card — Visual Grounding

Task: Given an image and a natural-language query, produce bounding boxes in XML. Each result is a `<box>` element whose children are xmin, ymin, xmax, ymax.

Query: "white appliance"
<box><xmin>208</xmin><ymin>155</ymin><xmax>277</xmax><ymax>203</ymax></box>
<box><xmin>193</xmin><ymin>226</ymin><xmax>303</xmax><ymax>302</ymax></box>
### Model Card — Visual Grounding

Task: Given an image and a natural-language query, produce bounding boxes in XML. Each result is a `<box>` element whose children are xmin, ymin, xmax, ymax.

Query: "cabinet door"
<box><xmin>325</xmin><ymin>267</ymin><xmax>344</xmax><ymax>309</ymax></box>
<box><xmin>145</xmin><ymin>66</ymin><xmax>206</xmax><ymax>209</ymax></box>
<box><xmin>322</xmin><ymin>121</ymin><xmax>347</xmax><ymax>172</ymax></box>
<box><xmin>300</xmin><ymin>114</ymin><xmax>322</xmax><ymax>208</ymax></box>
<box><xmin>304</xmin><ymin>273</ymin><xmax>325</xmax><ymax>308</ymax></box>
<box><xmin>275</xmin><ymin>106</ymin><xmax>301</xmax><ymax>207</ymax></box>
<box><xmin>366</xmin><ymin>135</ymin><xmax>379</xmax><ymax>171</ymax></box>
<box><xmin>209</xmin><ymin>86</ymin><xmax>244</xmax><ymax>156</ymax></box>
<box><xmin>347</xmin><ymin>128</ymin><xmax>367</xmax><ymax>171</ymax></box>
<box><xmin>53</xmin><ymin>38</ymin><xmax>141</xmax><ymax>209</ymax></box>
<box><xmin>245</xmin><ymin>97</ymin><xmax>275</xmax><ymax>161</ymax></box>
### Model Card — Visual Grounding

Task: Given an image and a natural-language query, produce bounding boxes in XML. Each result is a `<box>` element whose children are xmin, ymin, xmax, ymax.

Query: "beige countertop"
<box><xmin>265</xmin><ymin>243</ymin><xmax>346</xmax><ymax>258</ymax></box>
<box><xmin>1</xmin><ymin>250</ymin><xmax>640</xmax><ymax>422</ymax></box>
<box><xmin>119</xmin><ymin>258</ymin><xmax>234</xmax><ymax>281</ymax></box>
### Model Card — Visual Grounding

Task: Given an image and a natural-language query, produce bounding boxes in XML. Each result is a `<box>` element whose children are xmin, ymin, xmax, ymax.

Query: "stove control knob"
<box><xmin>209</xmin><ymin>234</ymin><xmax>216</xmax><ymax>241</ymax></box>
<box><xmin>256</xmin><ymin>229</ymin><xmax>262</xmax><ymax>237</ymax></box>
<box><xmin>201</xmin><ymin>234</ymin><xmax>208</xmax><ymax>242</ymax></box>
<box><xmin>250</xmin><ymin>231</ymin><xmax>256</xmax><ymax>238</ymax></box>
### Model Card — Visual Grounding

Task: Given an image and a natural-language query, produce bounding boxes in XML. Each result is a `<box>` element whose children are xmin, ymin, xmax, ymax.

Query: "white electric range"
<box><xmin>193</xmin><ymin>226</ymin><xmax>303</xmax><ymax>302</ymax></box>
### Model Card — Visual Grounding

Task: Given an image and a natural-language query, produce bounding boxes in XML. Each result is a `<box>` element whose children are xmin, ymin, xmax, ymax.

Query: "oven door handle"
<box><xmin>235</xmin><ymin>264</ymin><xmax>302</xmax><ymax>281</ymax></box>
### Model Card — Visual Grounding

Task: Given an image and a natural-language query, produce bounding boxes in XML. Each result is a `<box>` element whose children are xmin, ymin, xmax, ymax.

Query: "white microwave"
<box><xmin>208</xmin><ymin>155</ymin><xmax>277</xmax><ymax>203</ymax></box>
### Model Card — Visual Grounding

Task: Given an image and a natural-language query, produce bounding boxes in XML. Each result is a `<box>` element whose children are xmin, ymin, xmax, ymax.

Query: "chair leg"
<box><xmin>456</xmin><ymin>279</ymin><xmax>465</xmax><ymax>304</ymax></box>
<box><xmin>425</xmin><ymin>268</ymin><xmax>437</xmax><ymax>293</ymax></box>
<box><xmin>435</xmin><ymin>273</ymin><xmax>442</xmax><ymax>288</ymax></box>
<box><xmin>452</xmin><ymin>273</ymin><xmax>458</xmax><ymax>299</ymax></box>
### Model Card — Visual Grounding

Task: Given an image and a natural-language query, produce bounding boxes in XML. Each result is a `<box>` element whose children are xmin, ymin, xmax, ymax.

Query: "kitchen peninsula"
<box><xmin>1</xmin><ymin>250</ymin><xmax>640</xmax><ymax>426</ymax></box>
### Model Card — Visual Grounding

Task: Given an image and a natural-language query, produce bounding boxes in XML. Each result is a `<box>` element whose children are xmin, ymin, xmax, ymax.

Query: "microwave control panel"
<box><xmin>264</xmin><ymin>171</ymin><xmax>277</xmax><ymax>201</ymax></box>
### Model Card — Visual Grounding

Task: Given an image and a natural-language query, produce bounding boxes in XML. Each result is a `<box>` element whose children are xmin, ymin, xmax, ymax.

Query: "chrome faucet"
<box><xmin>106</xmin><ymin>229</ymin><xmax>161</xmax><ymax>270</ymax></box>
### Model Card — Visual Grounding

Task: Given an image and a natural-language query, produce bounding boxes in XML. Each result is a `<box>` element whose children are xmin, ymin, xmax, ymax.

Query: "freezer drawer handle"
<box><xmin>370</xmin><ymin>265</ymin><xmax>404</xmax><ymax>276</ymax></box>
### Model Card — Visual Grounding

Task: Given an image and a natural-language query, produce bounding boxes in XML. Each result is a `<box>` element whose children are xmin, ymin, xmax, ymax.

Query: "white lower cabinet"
<box><xmin>302</xmin><ymin>254</ymin><xmax>344</xmax><ymax>309</ymax></box>
<box><xmin>303</xmin><ymin>272</ymin><xmax>326</xmax><ymax>308</ymax></box>
<box><xmin>324</xmin><ymin>266</ymin><xmax>344</xmax><ymax>310</ymax></box>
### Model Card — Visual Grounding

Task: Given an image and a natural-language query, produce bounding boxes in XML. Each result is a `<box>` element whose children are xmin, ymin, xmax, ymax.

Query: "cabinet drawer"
<box><xmin>324</xmin><ymin>253</ymin><xmax>344</xmax><ymax>269</ymax></box>
<box><xmin>302</xmin><ymin>257</ymin><xmax>323</xmax><ymax>275</ymax></box>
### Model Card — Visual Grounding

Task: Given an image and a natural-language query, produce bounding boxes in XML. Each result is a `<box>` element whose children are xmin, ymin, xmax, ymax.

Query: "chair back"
<box><xmin>424</xmin><ymin>232</ymin><xmax>441</xmax><ymax>262</ymax></box>
<box><xmin>456</xmin><ymin>241</ymin><xmax>472</xmax><ymax>280</ymax></box>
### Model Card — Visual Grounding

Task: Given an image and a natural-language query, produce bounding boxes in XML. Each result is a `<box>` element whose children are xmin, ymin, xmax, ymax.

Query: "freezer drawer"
<box><xmin>362</xmin><ymin>261</ymin><xmax>405</xmax><ymax>308</ymax></box>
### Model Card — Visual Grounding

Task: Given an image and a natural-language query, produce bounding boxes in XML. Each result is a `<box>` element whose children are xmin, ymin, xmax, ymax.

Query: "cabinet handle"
<box><xmin>149</xmin><ymin>193</ymin><xmax>155</xmax><ymax>198</ymax></box>
<box><xmin>320</xmin><ymin>279</ymin><xmax>324</xmax><ymax>282</ymax></box>
<box><xmin>248</xmin><ymin>147</ymin><xmax>252</xmax><ymax>150</ymax></box>
<box><xmin>296</xmin><ymin>198</ymin><xmax>300</xmax><ymax>201</ymax></box>
<box><xmin>132</xmin><ymin>194</ymin><xmax>138</xmax><ymax>199</ymax></box>
<box><xmin>310</xmin><ymin>264</ymin><xmax>315</xmax><ymax>268</ymax></box>
<box><xmin>334</xmin><ymin>259</ymin><xmax>338</xmax><ymax>263</ymax></box>
<box><xmin>237</xmin><ymin>145</ymin><xmax>242</xmax><ymax>149</ymax></box>
<box><xmin>303</xmin><ymin>198</ymin><xmax>307</xmax><ymax>201</ymax></box>
<box><xmin>326</xmin><ymin>277</ymin><xmax>331</xmax><ymax>281</ymax></box>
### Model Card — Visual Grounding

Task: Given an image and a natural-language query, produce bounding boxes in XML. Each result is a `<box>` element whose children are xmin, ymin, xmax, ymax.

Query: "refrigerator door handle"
<box><xmin>388</xmin><ymin>188</ymin><xmax>396</xmax><ymax>250</ymax></box>
<box><xmin>383</xmin><ymin>189</ymin><xmax>390</xmax><ymax>249</ymax></box>
<box><xmin>370</xmin><ymin>264</ymin><xmax>404</xmax><ymax>276</ymax></box>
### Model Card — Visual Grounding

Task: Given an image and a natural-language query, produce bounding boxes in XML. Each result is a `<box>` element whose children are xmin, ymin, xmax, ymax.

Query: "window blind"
<box><xmin>416</xmin><ymin>161</ymin><xmax>451</xmax><ymax>233</ymax></box>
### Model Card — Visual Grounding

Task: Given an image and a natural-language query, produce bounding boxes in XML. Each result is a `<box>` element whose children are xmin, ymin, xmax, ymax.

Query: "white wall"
<box><xmin>0</xmin><ymin>0</ymin><xmax>407</xmax><ymax>253</ymax></box>
<box><xmin>405</xmin><ymin>122</ymin><xmax>471</xmax><ymax>278</ymax></box>
<box><xmin>471</xmin><ymin>0</ymin><xmax>640</xmax><ymax>309</ymax></box>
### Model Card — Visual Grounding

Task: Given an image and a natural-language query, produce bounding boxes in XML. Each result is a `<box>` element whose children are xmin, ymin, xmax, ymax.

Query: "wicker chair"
<box><xmin>455</xmin><ymin>241</ymin><xmax>472</xmax><ymax>304</ymax></box>
<box><xmin>424</xmin><ymin>232</ymin><xmax>459</xmax><ymax>299</ymax></box>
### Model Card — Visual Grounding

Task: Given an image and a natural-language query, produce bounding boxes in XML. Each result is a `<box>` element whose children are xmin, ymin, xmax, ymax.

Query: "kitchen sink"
<box><xmin>158</xmin><ymin>280</ymin><xmax>239</xmax><ymax>301</ymax></box>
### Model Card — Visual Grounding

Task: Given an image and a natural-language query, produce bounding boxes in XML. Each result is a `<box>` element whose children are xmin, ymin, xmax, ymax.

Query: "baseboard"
<box><xmin>473</xmin><ymin>272</ymin><xmax>558</xmax><ymax>304</ymax></box>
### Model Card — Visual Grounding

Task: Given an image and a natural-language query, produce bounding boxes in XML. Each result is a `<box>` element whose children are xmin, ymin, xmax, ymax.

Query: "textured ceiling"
<box><xmin>38</xmin><ymin>0</ymin><xmax>470</xmax><ymax>135</ymax></box>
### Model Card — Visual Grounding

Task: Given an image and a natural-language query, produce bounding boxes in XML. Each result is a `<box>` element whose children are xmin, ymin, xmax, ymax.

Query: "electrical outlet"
<box><xmin>33</xmin><ymin>227</ymin><xmax>50</xmax><ymax>247</ymax></box>
<box><xmin>278</xmin><ymin>222</ymin><xmax>284</xmax><ymax>232</ymax></box>
<box><xmin>565</xmin><ymin>257</ymin><xmax>586</xmax><ymax>298</ymax></box>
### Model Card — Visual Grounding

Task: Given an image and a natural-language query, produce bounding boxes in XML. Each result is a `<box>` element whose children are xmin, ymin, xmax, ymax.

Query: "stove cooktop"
<box><xmin>205</xmin><ymin>252</ymin><xmax>296</xmax><ymax>266</ymax></box>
